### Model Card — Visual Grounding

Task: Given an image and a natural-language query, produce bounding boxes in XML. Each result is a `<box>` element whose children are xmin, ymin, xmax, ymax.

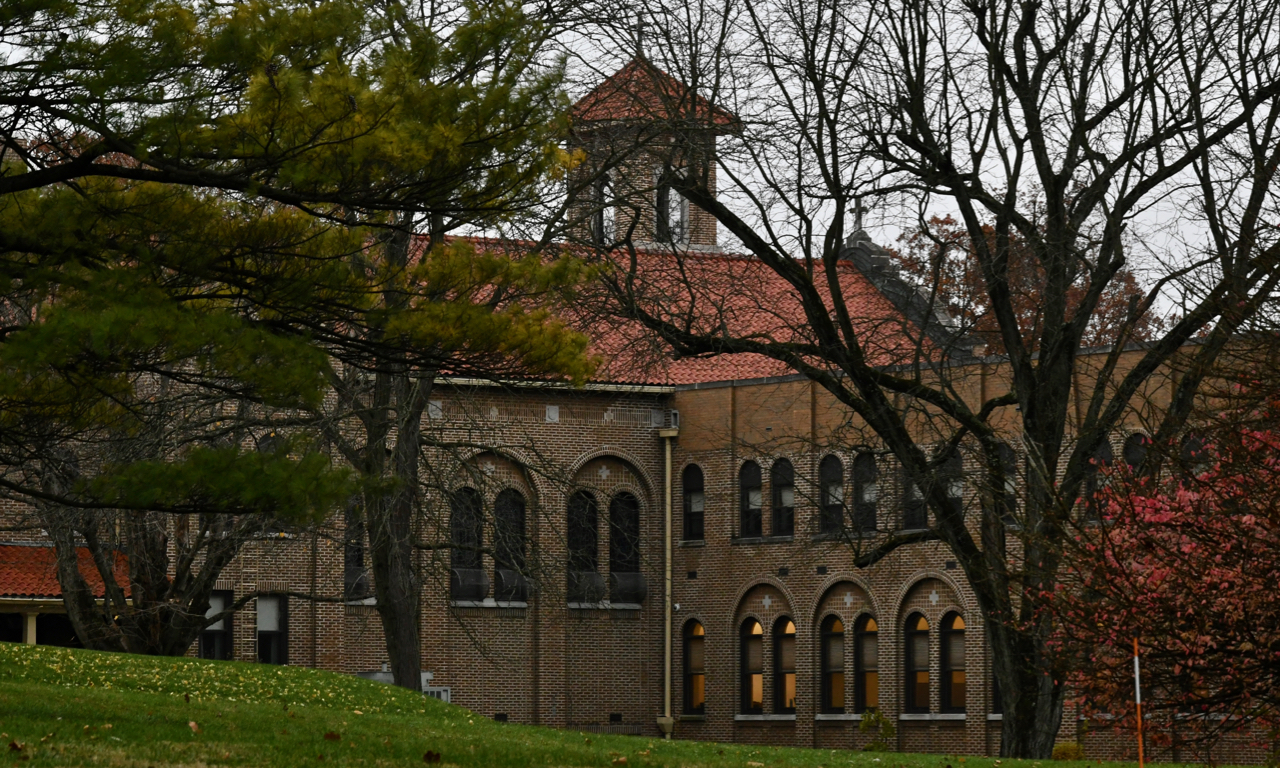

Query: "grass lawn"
<box><xmin>1</xmin><ymin>642</ymin><xmax>1139</xmax><ymax>768</ymax></box>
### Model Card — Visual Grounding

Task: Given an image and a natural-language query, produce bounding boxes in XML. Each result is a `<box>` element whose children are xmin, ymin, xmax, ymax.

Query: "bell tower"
<box><xmin>569</xmin><ymin>56</ymin><xmax>738</xmax><ymax>251</ymax></box>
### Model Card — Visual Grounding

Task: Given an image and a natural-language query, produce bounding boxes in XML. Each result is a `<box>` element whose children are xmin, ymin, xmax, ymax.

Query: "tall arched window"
<box><xmin>741</xmin><ymin>619</ymin><xmax>764</xmax><ymax>714</ymax></box>
<box><xmin>902</xmin><ymin>461</ymin><xmax>926</xmax><ymax>530</ymax></box>
<box><xmin>1123</xmin><ymin>432</ymin><xmax>1152</xmax><ymax>474</ymax></box>
<box><xmin>774</xmin><ymin>618</ymin><xmax>796</xmax><ymax>713</ymax></box>
<box><xmin>1083</xmin><ymin>441</ymin><xmax>1114</xmax><ymax>522</ymax></box>
<box><xmin>771</xmin><ymin>459</ymin><xmax>795</xmax><ymax>537</ymax></box>
<box><xmin>450</xmin><ymin>487</ymin><xmax>486</xmax><ymax>600</ymax></box>
<box><xmin>853</xmin><ymin>453</ymin><xmax>878</xmax><ymax>533</ymax></box>
<box><xmin>450</xmin><ymin>487</ymin><xmax>483</xmax><ymax>571</ymax></box>
<box><xmin>494</xmin><ymin>488</ymin><xmax>527</xmax><ymax>601</ymax></box>
<box><xmin>1181</xmin><ymin>433</ymin><xmax>1208</xmax><ymax>473</ymax></box>
<box><xmin>939</xmin><ymin>448</ymin><xmax>964</xmax><ymax>517</ymax></box>
<box><xmin>591</xmin><ymin>173</ymin><xmax>616</xmax><ymax>246</ymax></box>
<box><xmin>905</xmin><ymin>614</ymin><xmax>931</xmax><ymax>712</ymax></box>
<box><xmin>997</xmin><ymin>442</ymin><xmax>1018</xmax><ymax>525</ymax></box>
<box><xmin>684</xmin><ymin>620</ymin><xmax>706</xmax><ymax>715</ymax></box>
<box><xmin>820</xmin><ymin>615</ymin><xmax>845</xmax><ymax>713</ymax></box>
<box><xmin>567</xmin><ymin>490</ymin><xmax>599</xmax><ymax>573</ymax></box>
<box><xmin>855</xmin><ymin>615</ymin><xmax>879</xmax><ymax>712</ymax></box>
<box><xmin>819</xmin><ymin>455</ymin><xmax>844</xmax><ymax>535</ymax></box>
<box><xmin>739</xmin><ymin>461</ymin><xmax>763</xmax><ymax>538</ymax></box>
<box><xmin>941</xmin><ymin>613</ymin><xmax>966</xmax><ymax>713</ymax></box>
<box><xmin>609</xmin><ymin>491</ymin><xmax>641</xmax><ymax>574</ymax></box>
<box><xmin>494</xmin><ymin>489</ymin><xmax>526</xmax><ymax>573</ymax></box>
<box><xmin>682</xmin><ymin>464</ymin><xmax>705</xmax><ymax>541</ymax></box>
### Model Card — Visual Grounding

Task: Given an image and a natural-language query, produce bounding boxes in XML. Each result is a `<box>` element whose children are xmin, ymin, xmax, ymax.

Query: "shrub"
<box><xmin>1052</xmin><ymin>743</ymin><xmax>1085</xmax><ymax>761</ymax></box>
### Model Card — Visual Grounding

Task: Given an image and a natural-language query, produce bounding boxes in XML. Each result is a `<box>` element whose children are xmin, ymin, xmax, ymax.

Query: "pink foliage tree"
<box><xmin>1053</xmin><ymin>424</ymin><xmax>1280</xmax><ymax>750</ymax></box>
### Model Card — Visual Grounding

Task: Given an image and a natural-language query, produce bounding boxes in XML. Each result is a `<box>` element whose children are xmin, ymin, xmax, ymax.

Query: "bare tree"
<box><xmin>568</xmin><ymin>0</ymin><xmax>1280</xmax><ymax>755</ymax></box>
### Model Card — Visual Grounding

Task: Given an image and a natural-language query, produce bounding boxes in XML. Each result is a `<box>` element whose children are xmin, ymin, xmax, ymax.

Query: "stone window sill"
<box><xmin>899</xmin><ymin>713</ymin><xmax>966</xmax><ymax>721</ymax></box>
<box><xmin>679</xmin><ymin>539</ymin><xmax>706</xmax><ymax>548</ymax></box>
<box><xmin>731</xmin><ymin>535</ymin><xmax>794</xmax><ymax>546</ymax></box>
<box><xmin>678</xmin><ymin>714</ymin><xmax>706</xmax><ymax>722</ymax></box>
<box><xmin>815</xmin><ymin>713</ymin><xmax>863</xmax><ymax>721</ymax></box>
<box><xmin>450</xmin><ymin>599</ymin><xmax>529</xmax><ymax>609</ymax></box>
<box><xmin>734</xmin><ymin>714</ymin><xmax>797</xmax><ymax>722</ymax></box>
<box><xmin>987</xmin><ymin>714</ymin><xmax>1003</xmax><ymax>721</ymax></box>
<box><xmin>344</xmin><ymin>597</ymin><xmax>377</xmax><ymax>606</ymax></box>
<box><xmin>567</xmin><ymin>601</ymin><xmax>642</xmax><ymax>610</ymax></box>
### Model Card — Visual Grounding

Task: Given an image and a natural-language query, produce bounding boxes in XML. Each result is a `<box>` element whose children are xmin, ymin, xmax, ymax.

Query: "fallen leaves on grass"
<box><xmin>324</xmin><ymin>731</ymin><xmax>341</xmax><ymax>741</ymax></box>
<box><xmin>189</xmin><ymin>721</ymin><xmax>202</xmax><ymax>734</ymax></box>
<box><xmin>423</xmin><ymin>750</ymin><xmax>442</xmax><ymax>763</ymax></box>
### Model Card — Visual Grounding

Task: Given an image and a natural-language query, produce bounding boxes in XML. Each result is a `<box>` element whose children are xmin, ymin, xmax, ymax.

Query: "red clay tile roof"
<box><xmin>579</xmin><ymin>248</ymin><xmax>924</xmax><ymax>386</ymax></box>
<box><xmin>425</xmin><ymin>236</ymin><xmax>925</xmax><ymax>386</ymax></box>
<box><xmin>571</xmin><ymin>57</ymin><xmax>738</xmax><ymax>130</ymax></box>
<box><xmin>0</xmin><ymin>544</ymin><xmax>128</xmax><ymax>599</ymax></box>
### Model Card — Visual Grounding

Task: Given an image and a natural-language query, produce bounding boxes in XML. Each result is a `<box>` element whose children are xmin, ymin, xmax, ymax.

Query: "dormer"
<box><xmin>569</xmin><ymin>57</ymin><xmax>739</xmax><ymax>251</ymax></box>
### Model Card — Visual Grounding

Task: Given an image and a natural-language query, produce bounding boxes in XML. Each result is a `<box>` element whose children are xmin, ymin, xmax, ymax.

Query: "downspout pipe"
<box><xmin>657</xmin><ymin>426</ymin><xmax>679</xmax><ymax>739</ymax></box>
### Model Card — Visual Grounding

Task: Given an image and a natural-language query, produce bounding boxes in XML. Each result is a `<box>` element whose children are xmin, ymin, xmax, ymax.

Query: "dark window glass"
<box><xmin>343</xmin><ymin>500</ymin><xmax>369</xmax><ymax>600</ymax></box>
<box><xmin>682</xmin><ymin>464</ymin><xmax>705</xmax><ymax>541</ymax></box>
<box><xmin>450</xmin><ymin>487</ymin><xmax>483</xmax><ymax>571</ymax></box>
<box><xmin>494</xmin><ymin>489</ymin><xmax>526</xmax><ymax>573</ymax></box>
<box><xmin>740</xmin><ymin>619</ymin><xmax>764</xmax><ymax>714</ymax></box>
<box><xmin>684</xmin><ymin>621</ymin><xmax>706</xmax><ymax>714</ymax></box>
<box><xmin>1123</xmin><ymin>433</ymin><xmax>1152</xmax><ymax>474</ymax></box>
<box><xmin>256</xmin><ymin>595</ymin><xmax>287</xmax><ymax>665</ymax></box>
<box><xmin>855</xmin><ymin>615</ymin><xmax>879</xmax><ymax>712</ymax></box>
<box><xmin>939</xmin><ymin>448</ymin><xmax>964</xmax><ymax>517</ymax></box>
<box><xmin>739</xmin><ymin>462</ymin><xmax>763</xmax><ymax>538</ymax></box>
<box><xmin>771</xmin><ymin>459</ymin><xmax>795</xmax><ymax>537</ymax></box>
<box><xmin>774</xmin><ymin>618</ymin><xmax>796</xmax><ymax>713</ymax></box>
<box><xmin>942</xmin><ymin>613</ymin><xmax>966</xmax><ymax>712</ymax></box>
<box><xmin>997</xmin><ymin>443</ymin><xmax>1018</xmax><ymax>526</ymax></box>
<box><xmin>591</xmin><ymin>173</ymin><xmax>615</xmax><ymax>246</ymax></box>
<box><xmin>1083</xmin><ymin>441</ymin><xmax>1114</xmax><ymax>522</ymax></box>
<box><xmin>820</xmin><ymin>615</ymin><xmax>845</xmax><ymax>713</ymax></box>
<box><xmin>905</xmin><ymin>614</ymin><xmax>930</xmax><ymax>712</ymax></box>
<box><xmin>567</xmin><ymin>491</ymin><xmax>599</xmax><ymax>573</ymax></box>
<box><xmin>902</xmin><ymin>462</ymin><xmax>927</xmax><ymax>530</ymax></box>
<box><xmin>1181</xmin><ymin>433</ymin><xmax>1208</xmax><ymax>472</ymax></box>
<box><xmin>609</xmin><ymin>492</ymin><xmax>641</xmax><ymax>574</ymax></box>
<box><xmin>655</xmin><ymin>179</ymin><xmax>687</xmax><ymax>243</ymax></box>
<box><xmin>199</xmin><ymin>590</ymin><xmax>233</xmax><ymax>661</ymax></box>
<box><xmin>852</xmin><ymin>453</ymin><xmax>878</xmax><ymax>533</ymax></box>
<box><xmin>819</xmin><ymin>455</ymin><xmax>844</xmax><ymax>535</ymax></box>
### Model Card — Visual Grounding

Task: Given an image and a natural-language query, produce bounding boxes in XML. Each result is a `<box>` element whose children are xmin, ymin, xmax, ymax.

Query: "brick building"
<box><xmin>1</xmin><ymin>58</ymin><xmax>1268</xmax><ymax>762</ymax></box>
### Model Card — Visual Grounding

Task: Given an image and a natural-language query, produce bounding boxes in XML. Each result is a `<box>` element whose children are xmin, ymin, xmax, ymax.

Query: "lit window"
<box><xmin>774</xmin><ymin>618</ymin><xmax>796</xmax><ymax>713</ymax></box>
<box><xmin>820</xmin><ymin>615</ymin><xmax>845</xmax><ymax>713</ymax></box>
<box><xmin>819</xmin><ymin>455</ymin><xmax>844</xmax><ymax>535</ymax></box>
<box><xmin>855</xmin><ymin>615</ymin><xmax>879</xmax><ymax>711</ymax></box>
<box><xmin>942</xmin><ymin>613</ymin><xmax>966</xmax><ymax>712</ymax></box>
<box><xmin>771</xmin><ymin>459</ymin><xmax>795</xmax><ymax>537</ymax></box>
<box><xmin>256</xmin><ymin>595</ymin><xmax>287</xmax><ymax>665</ymax></box>
<box><xmin>684</xmin><ymin>621</ymin><xmax>706</xmax><ymax>714</ymax></box>
<box><xmin>199</xmin><ymin>591</ymin><xmax>233</xmax><ymax>661</ymax></box>
<box><xmin>905</xmin><ymin>614</ymin><xmax>930</xmax><ymax>712</ymax></box>
<box><xmin>682</xmin><ymin>465</ymin><xmax>705</xmax><ymax>541</ymax></box>
<box><xmin>739</xmin><ymin>462</ymin><xmax>763</xmax><ymax>538</ymax></box>
<box><xmin>853</xmin><ymin>453</ymin><xmax>878</xmax><ymax>533</ymax></box>
<box><xmin>741</xmin><ymin>619</ymin><xmax>764</xmax><ymax>714</ymax></box>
